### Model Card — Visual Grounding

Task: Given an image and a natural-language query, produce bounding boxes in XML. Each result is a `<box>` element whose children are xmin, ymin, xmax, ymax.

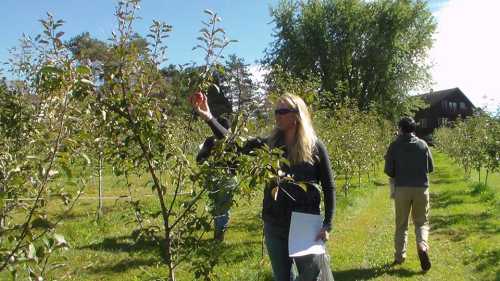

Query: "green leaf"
<box><xmin>75</xmin><ymin>65</ymin><xmax>91</xmax><ymax>76</ymax></box>
<box><xmin>40</xmin><ymin>65</ymin><xmax>62</xmax><ymax>75</ymax></box>
<box><xmin>296</xmin><ymin>182</ymin><xmax>308</xmax><ymax>192</ymax></box>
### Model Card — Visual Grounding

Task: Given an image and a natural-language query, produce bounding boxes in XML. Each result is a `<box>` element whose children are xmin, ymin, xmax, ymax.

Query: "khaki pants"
<box><xmin>394</xmin><ymin>187</ymin><xmax>430</xmax><ymax>261</ymax></box>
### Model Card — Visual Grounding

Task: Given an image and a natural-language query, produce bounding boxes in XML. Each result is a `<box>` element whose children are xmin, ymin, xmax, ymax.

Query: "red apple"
<box><xmin>189</xmin><ymin>92</ymin><xmax>204</xmax><ymax>106</ymax></box>
<box><xmin>194</xmin><ymin>92</ymin><xmax>204</xmax><ymax>104</ymax></box>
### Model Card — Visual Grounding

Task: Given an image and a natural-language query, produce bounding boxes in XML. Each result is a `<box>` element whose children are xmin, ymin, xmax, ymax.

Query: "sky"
<box><xmin>0</xmin><ymin>0</ymin><xmax>279</xmax><ymax>68</ymax></box>
<box><xmin>0</xmin><ymin>0</ymin><xmax>498</xmax><ymax>112</ymax></box>
<box><xmin>428</xmin><ymin>0</ymin><xmax>500</xmax><ymax>112</ymax></box>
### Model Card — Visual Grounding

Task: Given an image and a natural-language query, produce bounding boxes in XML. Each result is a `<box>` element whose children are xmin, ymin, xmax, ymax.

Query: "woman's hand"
<box><xmin>189</xmin><ymin>92</ymin><xmax>213</xmax><ymax>121</ymax></box>
<box><xmin>315</xmin><ymin>226</ymin><xmax>330</xmax><ymax>242</ymax></box>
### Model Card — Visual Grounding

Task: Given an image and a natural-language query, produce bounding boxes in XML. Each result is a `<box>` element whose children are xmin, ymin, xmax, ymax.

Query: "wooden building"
<box><xmin>414</xmin><ymin>87</ymin><xmax>475</xmax><ymax>140</ymax></box>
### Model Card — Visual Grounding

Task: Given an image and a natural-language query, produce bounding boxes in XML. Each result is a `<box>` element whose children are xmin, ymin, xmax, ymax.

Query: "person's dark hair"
<box><xmin>217</xmin><ymin>117</ymin><xmax>231</xmax><ymax>130</ymax></box>
<box><xmin>398</xmin><ymin>116</ymin><xmax>416</xmax><ymax>134</ymax></box>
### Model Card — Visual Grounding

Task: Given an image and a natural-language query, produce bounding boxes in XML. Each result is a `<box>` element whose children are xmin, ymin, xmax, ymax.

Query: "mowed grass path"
<box><xmin>2</xmin><ymin>152</ymin><xmax>497</xmax><ymax>280</ymax></box>
<box><xmin>328</xmin><ymin>151</ymin><xmax>498</xmax><ymax>281</ymax></box>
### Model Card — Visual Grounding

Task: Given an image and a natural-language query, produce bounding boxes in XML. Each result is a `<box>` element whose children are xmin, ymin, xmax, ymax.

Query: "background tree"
<box><xmin>66</xmin><ymin>32</ymin><xmax>113</xmax><ymax>220</ymax></box>
<box><xmin>66</xmin><ymin>32</ymin><xmax>109</xmax><ymax>63</ymax></box>
<box><xmin>222</xmin><ymin>54</ymin><xmax>259</xmax><ymax>116</ymax></box>
<box><xmin>435</xmin><ymin>112</ymin><xmax>500</xmax><ymax>186</ymax></box>
<box><xmin>265</xmin><ymin>0</ymin><xmax>436</xmax><ymax>119</ymax></box>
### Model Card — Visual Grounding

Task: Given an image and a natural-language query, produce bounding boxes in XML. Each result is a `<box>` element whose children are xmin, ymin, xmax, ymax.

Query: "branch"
<box><xmin>169</xmin><ymin>187</ymin><xmax>207</xmax><ymax>231</ymax></box>
<box><xmin>171</xmin><ymin>212</ymin><xmax>212</xmax><ymax>270</ymax></box>
<box><xmin>0</xmin><ymin>91</ymin><xmax>70</xmax><ymax>271</ymax></box>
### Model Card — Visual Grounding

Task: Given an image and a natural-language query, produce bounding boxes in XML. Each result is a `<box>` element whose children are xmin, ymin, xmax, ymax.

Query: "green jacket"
<box><xmin>384</xmin><ymin>133</ymin><xmax>434</xmax><ymax>187</ymax></box>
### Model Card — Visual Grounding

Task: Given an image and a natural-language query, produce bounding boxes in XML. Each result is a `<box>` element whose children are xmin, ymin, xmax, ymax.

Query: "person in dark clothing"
<box><xmin>384</xmin><ymin>117</ymin><xmax>434</xmax><ymax>271</ymax></box>
<box><xmin>196</xmin><ymin>117</ymin><xmax>236</xmax><ymax>241</ymax></box>
<box><xmin>190</xmin><ymin>92</ymin><xmax>336</xmax><ymax>281</ymax></box>
<box><xmin>196</xmin><ymin>117</ymin><xmax>231</xmax><ymax>163</ymax></box>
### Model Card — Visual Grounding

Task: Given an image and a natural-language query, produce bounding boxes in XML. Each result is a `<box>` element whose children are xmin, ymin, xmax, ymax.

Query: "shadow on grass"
<box><xmin>430</xmin><ymin>190</ymin><xmax>465</xmax><ymax>209</ymax></box>
<box><xmin>79</xmin><ymin>227</ymin><xmax>265</xmax><ymax>274</ymax></box>
<box><xmin>430</xmin><ymin>180</ymin><xmax>499</xmax><ymax>279</ymax></box>
<box><xmin>333</xmin><ymin>263</ymin><xmax>425</xmax><ymax>280</ymax></box>
<box><xmin>431</xmin><ymin>186</ymin><xmax>498</xmax><ymax>240</ymax></box>
<box><xmin>88</xmin><ymin>257</ymin><xmax>160</xmax><ymax>274</ymax></box>
<box><xmin>76</xmin><ymin>234</ymin><xmax>165</xmax><ymax>274</ymax></box>
<box><xmin>79</xmin><ymin>235</ymin><xmax>161</xmax><ymax>253</ymax></box>
<box><xmin>467</xmin><ymin>249</ymin><xmax>500</xmax><ymax>278</ymax></box>
<box><xmin>431</xmin><ymin>169</ymin><xmax>461</xmax><ymax>179</ymax></box>
<box><xmin>52</xmin><ymin>210</ymin><xmax>93</xmax><ymax>221</ymax></box>
<box><xmin>431</xmin><ymin>212</ymin><xmax>498</xmax><ymax>241</ymax></box>
<box><xmin>191</xmin><ymin>236</ymin><xmax>263</xmax><ymax>265</ymax></box>
<box><xmin>430</xmin><ymin>178</ymin><xmax>460</xmax><ymax>185</ymax></box>
<box><xmin>52</xmin><ymin>204</ymin><xmax>132</xmax><ymax>222</ymax></box>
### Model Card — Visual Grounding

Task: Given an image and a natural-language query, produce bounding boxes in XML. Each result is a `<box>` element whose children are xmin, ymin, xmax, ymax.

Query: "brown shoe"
<box><xmin>418</xmin><ymin>248</ymin><xmax>431</xmax><ymax>271</ymax></box>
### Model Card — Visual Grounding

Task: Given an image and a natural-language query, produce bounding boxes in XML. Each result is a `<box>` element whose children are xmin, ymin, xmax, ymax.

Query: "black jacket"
<box><xmin>206</xmin><ymin>118</ymin><xmax>336</xmax><ymax>231</ymax></box>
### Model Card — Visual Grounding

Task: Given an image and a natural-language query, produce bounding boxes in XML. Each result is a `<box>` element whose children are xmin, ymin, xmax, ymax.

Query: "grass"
<box><xmin>1</xmin><ymin>151</ymin><xmax>498</xmax><ymax>280</ymax></box>
<box><xmin>330</xmin><ymin>152</ymin><xmax>499</xmax><ymax>281</ymax></box>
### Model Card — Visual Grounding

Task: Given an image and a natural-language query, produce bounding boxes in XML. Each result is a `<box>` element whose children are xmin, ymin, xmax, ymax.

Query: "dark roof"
<box><xmin>415</xmin><ymin>87</ymin><xmax>475</xmax><ymax>108</ymax></box>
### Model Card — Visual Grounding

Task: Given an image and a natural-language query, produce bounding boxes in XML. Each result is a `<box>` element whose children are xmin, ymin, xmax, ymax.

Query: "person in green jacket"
<box><xmin>196</xmin><ymin>117</ymin><xmax>236</xmax><ymax>241</ymax></box>
<box><xmin>385</xmin><ymin>117</ymin><xmax>434</xmax><ymax>271</ymax></box>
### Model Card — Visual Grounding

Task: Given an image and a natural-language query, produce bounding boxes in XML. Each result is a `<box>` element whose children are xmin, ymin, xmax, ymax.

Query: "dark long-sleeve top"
<box><xmin>196</xmin><ymin>135</ymin><xmax>237</xmax><ymax>174</ymax></box>
<box><xmin>206</xmin><ymin>118</ymin><xmax>336</xmax><ymax>231</ymax></box>
<box><xmin>384</xmin><ymin>133</ymin><xmax>434</xmax><ymax>187</ymax></box>
<box><xmin>196</xmin><ymin>136</ymin><xmax>216</xmax><ymax>164</ymax></box>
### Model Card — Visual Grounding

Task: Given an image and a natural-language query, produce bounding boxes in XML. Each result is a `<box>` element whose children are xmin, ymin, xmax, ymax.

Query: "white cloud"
<box><xmin>430</xmin><ymin>0</ymin><xmax>500</xmax><ymax>112</ymax></box>
<box><xmin>248</xmin><ymin>64</ymin><xmax>268</xmax><ymax>85</ymax></box>
<box><xmin>249</xmin><ymin>64</ymin><xmax>269</xmax><ymax>97</ymax></box>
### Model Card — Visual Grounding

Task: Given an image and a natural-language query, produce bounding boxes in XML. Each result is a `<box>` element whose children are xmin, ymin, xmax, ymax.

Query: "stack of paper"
<box><xmin>288</xmin><ymin>212</ymin><xmax>326</xmax><ymax>257</ymax></box>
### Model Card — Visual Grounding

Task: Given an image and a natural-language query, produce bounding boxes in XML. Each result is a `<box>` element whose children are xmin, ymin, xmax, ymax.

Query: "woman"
<box><xmin>190</xmin><ymin>92</ymin><xmax>335</xmax><ymax>281</ymax></box>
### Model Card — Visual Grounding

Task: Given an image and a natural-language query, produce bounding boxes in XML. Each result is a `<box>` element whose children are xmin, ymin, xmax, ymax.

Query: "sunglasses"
<box><xmin>274</xmin><ymin>108</ymin><xmax>298</xmax><ymax>115</ymax></box>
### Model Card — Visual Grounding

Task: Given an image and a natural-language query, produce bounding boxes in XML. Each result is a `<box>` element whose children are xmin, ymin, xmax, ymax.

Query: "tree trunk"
<box><xmin>125</xmin><ymin>108</ymin><xmax>175</xmax><ymax>279</ymax></box>
<box><xmin>165</xmin><ymin>229</ymin><xmax>176</xmax><ymax>281</ymax></box>
<box><xmin>96</xmin><ymin>150</ymin><xmax>103</xmax><ymax>220</ymax></box>
<box><xmin>343</xmin><ymin>180</ymin><xmax>350</xmax><ymax>197</ymax></box>
<box><xmin>0</xmin><ymin>183</ymin><xmax>5</xmax><ymax>230</ymax></box>
<box><xmin>485</xmin><ymin>170</ymin><xmax>489</xmax><ymax>186</ymax></box>
<box><xmin>358</xmin><ymin>166</ymin><xmax>362</xmax><ymax>188</ymax></box>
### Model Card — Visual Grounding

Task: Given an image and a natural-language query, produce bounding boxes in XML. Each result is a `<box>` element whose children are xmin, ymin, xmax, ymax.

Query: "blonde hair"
<box><xmin>269</xmin><ymin>93</ymin><xmax>317</xmax><ymax>165</ymax></box>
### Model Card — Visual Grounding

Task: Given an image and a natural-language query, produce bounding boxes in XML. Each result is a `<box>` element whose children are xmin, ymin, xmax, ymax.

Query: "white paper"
<box><xmin>288</xmin><ymin>211</ymin><xmax>326</xmax><ymax>257</ymax></box>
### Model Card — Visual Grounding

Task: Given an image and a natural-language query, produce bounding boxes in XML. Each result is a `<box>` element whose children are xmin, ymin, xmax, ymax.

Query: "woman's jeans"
<box><xmin>264</xmin><ymin>222</ymin><xmax>321</xmax><ymax>281</ymax></box>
